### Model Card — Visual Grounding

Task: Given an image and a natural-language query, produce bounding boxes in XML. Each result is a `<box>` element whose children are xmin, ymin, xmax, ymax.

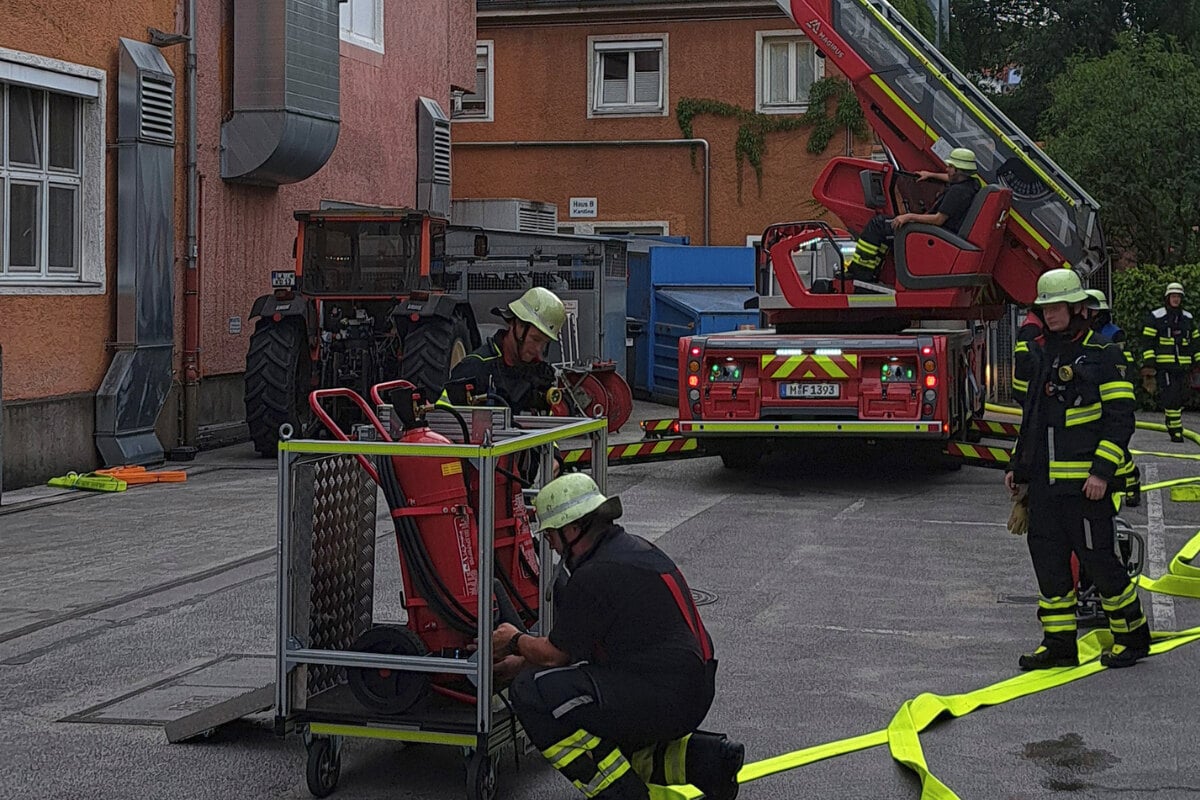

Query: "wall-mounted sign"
<box><xmin>569</xmin><ymin>197</ymin><xmax>597</xmax><ymax>218</ymax></box>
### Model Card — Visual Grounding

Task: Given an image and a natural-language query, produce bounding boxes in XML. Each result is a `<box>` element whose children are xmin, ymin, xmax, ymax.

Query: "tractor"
<box><xmin>244</xmin><ymin>207</ymin><xmax>480</xmax><ymax>456</ymax></box>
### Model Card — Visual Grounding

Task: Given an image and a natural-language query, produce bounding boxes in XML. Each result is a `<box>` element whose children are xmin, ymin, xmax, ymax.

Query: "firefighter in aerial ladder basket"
<box><xmin>1005</xmin><ymin>269</ymin><xmax>1151</xmax><ymax>670</ymax></box>
<box><xmin>1140</xmin><ymin>282</ymin><xmax>1197</xmax><ymax>443</ymax></box>
<box><xmin>492</xmin><ymin>473</ymin><xmax>745</xmax><ymax>800</ymax></box>
<box><xmin>841</xmin><ymin>147</ymin><xmax>980</xmax><ymax>285</ymax></box>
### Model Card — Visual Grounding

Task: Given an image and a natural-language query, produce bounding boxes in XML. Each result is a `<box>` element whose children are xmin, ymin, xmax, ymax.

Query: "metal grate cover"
<box><xmin>140</xmin><ymin>75</ymin><xmax>175</xmax><ymax>142</ymax></box>
<box><xmin>291</xmin><ymin>456</ymin><xmax>377</xmax><ymax>696</ymax></box>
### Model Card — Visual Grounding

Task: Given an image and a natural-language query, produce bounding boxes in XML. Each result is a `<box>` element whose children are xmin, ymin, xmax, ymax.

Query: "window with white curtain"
<box><xmin>589</xmin><ymin>37</ymin><xmax>668</xmax><ymax>116</ymax></box>
<box><xmin>756</xmin><ymin>32</ymin><xmax>823</xmax><ymax>114</ymax></box>
<box><xmin>0</xmin><ymin>54</ymin><xmax>105</xmax><ymax>294</ymax></box>
<box><xmin>340</xmin><ymin>0</ymin><xmax>384</xmax><ymax>52</ymax></box>
<box><xmin>453</xmin><ymin>42</ymin><xmax>493</xmax><ymax>122</ymax></box>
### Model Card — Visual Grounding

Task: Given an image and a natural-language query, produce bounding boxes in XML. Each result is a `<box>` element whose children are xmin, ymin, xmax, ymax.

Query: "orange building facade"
<box><xmin>452</xmin><ymin>0</ymin><xmax>872</xmax><ymax>245</ymax></box>
<box><xmin>0</xmin><ymin>0</ymin><xmax>475</xmax><ymax>489</ymax></box>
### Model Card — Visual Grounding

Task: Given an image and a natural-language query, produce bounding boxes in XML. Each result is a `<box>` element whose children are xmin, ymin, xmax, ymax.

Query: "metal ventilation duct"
<box><xmin>221</xmin><ymin>0</ymin><xmax>340</xmax><ymax>185</ymax></box>
<box><xmin>95</xmin><ymin>39</ymin><xmax>176</xmax><ymax>466</ymax></box>
<box><xmin>416</xmin><ymin>97</ymin><xmax>451</xmax><ymax>218</ymax></box>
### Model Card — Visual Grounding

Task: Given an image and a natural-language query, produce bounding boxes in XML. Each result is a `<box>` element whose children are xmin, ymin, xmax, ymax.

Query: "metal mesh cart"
<box><xmin>274</xmin><ymin>412</ymin><xmax>608</xmax><ymax>799</ymax></box>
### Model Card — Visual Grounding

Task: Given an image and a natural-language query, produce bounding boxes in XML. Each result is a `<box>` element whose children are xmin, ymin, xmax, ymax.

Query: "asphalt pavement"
<box><xmin>1</xmin><ymin>403</ymin><xmax>1198</xmax><ymax>800</ymax></box>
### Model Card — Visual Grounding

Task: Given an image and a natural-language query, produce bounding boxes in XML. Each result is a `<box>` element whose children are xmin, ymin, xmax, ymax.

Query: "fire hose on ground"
<box><xmin>645</xmin><ymin>406</ymin><xmax>1200</xmax><ymax>800</ymax></box>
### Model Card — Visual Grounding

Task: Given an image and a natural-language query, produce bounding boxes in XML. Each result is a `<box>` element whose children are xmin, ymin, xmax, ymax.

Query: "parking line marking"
<box><xmin>1144</xmin><ymin>463</ymin><xmax>1177</xmax><ymax>631</ymax></box>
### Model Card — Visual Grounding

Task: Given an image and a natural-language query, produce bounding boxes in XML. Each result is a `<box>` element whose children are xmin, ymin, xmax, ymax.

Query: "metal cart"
<box><xmin>274</xmin><ymin>411</ymin><xmax>608</xmax><ymax>799</ymax></box>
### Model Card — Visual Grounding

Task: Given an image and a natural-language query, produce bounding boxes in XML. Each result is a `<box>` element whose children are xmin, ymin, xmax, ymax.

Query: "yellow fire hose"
<box><xmin>646</xmin><ymin>405</ymin><xmax>1200</xmax><ymax>800</ymax></box>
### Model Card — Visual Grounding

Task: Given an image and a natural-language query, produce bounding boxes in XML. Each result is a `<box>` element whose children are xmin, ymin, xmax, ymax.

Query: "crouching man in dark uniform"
<box><xmin>491</xmin><ymin>473</ymin><xmax>744</xmax><ymax>800</ymax></box>
<box><xmin>1006</xmin><ymin>269</ymin><xmax>1151</xmax><ymax>670</ymax></box>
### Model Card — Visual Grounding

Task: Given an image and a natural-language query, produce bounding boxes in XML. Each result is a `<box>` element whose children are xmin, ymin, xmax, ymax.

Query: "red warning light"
<box><xmin>921</xmin><ymin>346</ymin><xmax>933</xmax><ymax>356</ymax></box>
<box><xmin>924</xmin><ymin>375</ymin><xmax>937</xmax><ymax>389</ymax></box>
<box><xmin>687</xmin><ymin>375</ymin><xmax>700</xmax><ymax>388</ymax></box>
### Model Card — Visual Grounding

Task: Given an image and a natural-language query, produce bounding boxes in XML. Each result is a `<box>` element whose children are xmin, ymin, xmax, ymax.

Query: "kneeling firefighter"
<box><xmin>1005</xmin><ymin>270</ymin><xmax>1151</xmax><ymax>670</ymax></box>
<box><xmin>491</xmin><ymin>474</ymin><xmax>744</xmax><ymax>800</ymax></box>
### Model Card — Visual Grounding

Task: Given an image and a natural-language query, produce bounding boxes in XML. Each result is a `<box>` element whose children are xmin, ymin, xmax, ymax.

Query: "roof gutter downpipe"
<box><xmin>181</xmin><ymin>0</ymin><xmax>200</xmax><ymax>448</ymax></box>
<box><xmin>452</xmin><ymin>139</ymin><xmax>710</xmax><ymax>245</ymax></box>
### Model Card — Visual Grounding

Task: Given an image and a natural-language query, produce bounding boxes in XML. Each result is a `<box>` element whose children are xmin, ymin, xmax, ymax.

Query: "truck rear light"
<box><xmin>688</xmin><ymin>389</ymin><xmax>700</xmax><ymax>401</ymax></box>
<box><xmin>924</xmin><ymin>375</ymin><xmax>937</xmax><ymax>388</ymax></box>
<box><xmin>687</xmin><ymin>375</ymin><xmax>700</xmax><ymax>388</ymax></box>
<box><xmin>689</xmin><ymin>360</ymin><xmax>701</xmax><ymax>373</ymax></box>
<box><xmin>690</xmin><ymin>346</ymin><xmax>702</xmax><ymax>356</ymax></box>
<box><xmin>923</xmin><ymin>359</ymin><xmax>935</xmax><ymax>372</ymax></box>
<box><xmin>921</xmin><ymin>346</ymin><xmax>933</xmax><ymax>356</ymax></box>
<box><xmin>924</xmin><ymin>389</ymin><xmax>936</xmax><ymax>402</ymax></box>
<box><xmin>923</xmin><ymin>403</ymin><xmax>934</xmax><ymax>416</ymax></box>
<box><xmin>691</xmin><ymin>403</ymin><xmax>701</xmax><ymax>415</ymax></box>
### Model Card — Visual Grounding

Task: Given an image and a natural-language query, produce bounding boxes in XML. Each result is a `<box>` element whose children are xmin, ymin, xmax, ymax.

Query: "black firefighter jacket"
<box><xmin>1011</xmin><ymin>328</ymin><xmax>1136</xmax><ymax>494</ymax></box>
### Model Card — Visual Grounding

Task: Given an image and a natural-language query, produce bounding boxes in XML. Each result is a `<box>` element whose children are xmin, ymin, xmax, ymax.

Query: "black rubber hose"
<box><xmin>377</xmin><ymin>455</ymin><xmax>477</xmax><ymax>634</ymax></box>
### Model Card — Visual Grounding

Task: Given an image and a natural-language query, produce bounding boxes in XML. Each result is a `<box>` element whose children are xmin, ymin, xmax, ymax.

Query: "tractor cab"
<box><xmin>292</xmin><ymin>208</ymin><xmax>446</xmax><ymax>298</ymax></box>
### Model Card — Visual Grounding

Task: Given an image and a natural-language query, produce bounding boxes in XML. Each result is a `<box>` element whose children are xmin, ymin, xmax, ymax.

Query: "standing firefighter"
<box><xmin>442</xmin><ymin>286</ymin><xmax>565</xmax><ymax>413</ymax></box>
<box><xmin>1140</xmin><ymin>282</ymin><xmax>1197</xmax><ymax>442</ymax></box>
<box><xmin>1005</xmin><ymin>270</ymin><xmax>1151</xmax><ymax>670</ymax></box>
<box><xmin>492</xmin><ymin>474</ymin><xmax>744</xmax><ymax>800</ymax></box>
<box><xmin>1084</xmin><ymin>289</ymin><xmax>1140</xmax><ymax>507</ymax></box>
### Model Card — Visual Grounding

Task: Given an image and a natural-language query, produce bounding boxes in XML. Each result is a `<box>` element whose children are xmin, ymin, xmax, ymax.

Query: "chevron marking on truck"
<box><xmin>969</xmin><ymin>419</ymin><xmax>1021</xmax><ymax>438</ymax></box>
<box><xmin>560</xmin><ymin>437</ymin><xmax>701</xmax><ymax>466</ymax></box>
<box><xmin>758</xmin><ymin>354</ymin><xmax>860</xmax><ymax>380</ymax></box>
<box><xmin>947</xmin><ymin>441</ymin><xmax>1013</xmax><ymax>465</ymax></box>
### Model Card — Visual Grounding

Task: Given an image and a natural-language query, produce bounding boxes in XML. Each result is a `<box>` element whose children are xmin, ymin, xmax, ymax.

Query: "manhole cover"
<box><xmin>691</xmin><ymin>588</ymin><xmax>719</xmax><ymax>606</ymax></box>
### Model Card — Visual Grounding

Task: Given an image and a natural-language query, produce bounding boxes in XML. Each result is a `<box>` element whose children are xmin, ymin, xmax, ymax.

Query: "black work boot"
<box><xmin>1101</xmin><ymin>627</ymin><xmax>1151</xmax><ymax>669</ymax></box>
<box><xmin>1018</xmin><ymin>643</ymin><xmax>1077</xmax><ymax>671</ymax></box>
<box><xmin>685</xmin><ymin>732</ymin><xmax>745</xmax><ymax>800</ymax></box>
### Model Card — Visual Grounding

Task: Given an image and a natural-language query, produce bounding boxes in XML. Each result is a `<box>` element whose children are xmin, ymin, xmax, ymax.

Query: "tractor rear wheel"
<box><xmin>401</xmin><ymin>314</ymin><xmax>472</xmax><ymax>403</ymax></box>
<box><xmin>245</xmin><ymin>318</ymin><xmax>311</xmax><ymax>457</ymax></box>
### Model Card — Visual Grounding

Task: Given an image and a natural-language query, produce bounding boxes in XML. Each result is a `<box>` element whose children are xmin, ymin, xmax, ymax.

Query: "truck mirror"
<box><xmin>474</xmin><ymin>234</ymin><xmax>489</xmax><ymax>259</ymax></box>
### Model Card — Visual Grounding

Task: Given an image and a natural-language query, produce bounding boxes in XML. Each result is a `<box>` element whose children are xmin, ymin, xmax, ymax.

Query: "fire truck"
<box><xmin>678</xmin><ymin>0</ymin><xmax>1108</xmax><ymax>468</ymax></box>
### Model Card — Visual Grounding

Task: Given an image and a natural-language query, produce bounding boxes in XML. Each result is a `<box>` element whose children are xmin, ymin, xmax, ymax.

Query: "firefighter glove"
<box><xmin>1007</xmin><ymin>486</ymin><xmax>1030</xmax><ymax>536</ymax></box>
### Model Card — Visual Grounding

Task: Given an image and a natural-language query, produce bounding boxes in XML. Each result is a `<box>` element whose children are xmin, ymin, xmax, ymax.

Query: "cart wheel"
<box><xmin>306</xmin><ymin>737</ymin><xmax>341</xmax><ymax>798</ymax></box>
<box><xmin>347</xmin><ymin>624</ymin><xmax>430</xmax><ymax>715</ymax></box>
<box><xmin>466</xmin><ymin>751</ymin><xmax>497</xmax><ymax>800</ymax></box>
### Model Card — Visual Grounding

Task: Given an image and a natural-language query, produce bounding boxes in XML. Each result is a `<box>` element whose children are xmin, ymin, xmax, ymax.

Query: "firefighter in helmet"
<box><xmin>842</xmin><ymin>147</ymin><xmax>980</xmax><ymax>285</ymax></box>
<box><xmin>492</xmin><ymin>473</ymin><xmax>744</xmax><ymax>800</ymax></box>
<box><xmin>1005</xmin><ymin>269</ymin><xmax>1151</xmax><ymax>670</ymax></box>
<box><xmin>1140</xmin><ymin>282</ymin><xmax>1197</xmax><ymax>442</ymax></box>
<box><xmin>1083</xmin><ymin>289</ymin><xmax>1140</xmax><ymax>507</ymax></box>
<box><xmin>442</xmin><ymin>286</ymin><xmax>566</xmax><ymax>413</ymax></box>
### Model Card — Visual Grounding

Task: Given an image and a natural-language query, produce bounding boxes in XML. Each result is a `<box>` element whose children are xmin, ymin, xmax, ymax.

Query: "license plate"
<box><xmin>781</xmin><ymin>382</ymin><xmax>840</xmax><ymax>399</ymax></box>
<box><xmin>271</xmin><ymin>270</ymin><xmax>296</xmax><ymax>288</ymax></box>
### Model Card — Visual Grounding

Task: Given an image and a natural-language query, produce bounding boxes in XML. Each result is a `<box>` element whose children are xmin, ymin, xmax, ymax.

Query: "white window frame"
<box><xmin>755</xmin><ymin>31</ymin><xmax>824</xmax><ymax>115</ymax></box>
<box><xmin>587</xmin><ymin>35</ymin><xmax>669</xmax><ymax>119</ymax></box>
<box><xmin>453</xmin><ymin>41</ymin><xmax>493</xmax><ymax>123</ymax></box>
<box><xmin>0</xmin><ymin>47</ymin><xmax>105</xmax><ymax>295</ymax></box>
<box><xmin>339</xmin><ymin>0</ymin><xmax>384</xmax><ymax>53</ymax></box>
<box><xmin>559</xmin><ymin>221</ymin><xmax>670</xmax><ymax>236</ymax></box>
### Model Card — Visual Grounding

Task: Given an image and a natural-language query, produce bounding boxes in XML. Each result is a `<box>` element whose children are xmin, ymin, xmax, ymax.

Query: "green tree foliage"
<box><xmin>945</xmin><ymin>0</ymin><xmax>1200</xmax><ymax>138</ymax></box>
<box><xmin>1042</xmin><ymin>34</ymin><xmax>1200</xmax><ymax>266</ymax></box>
<box><xmin>889</xmin><ymin>0</ymin><xmax>938</xmax><ymax>41</ymax></box>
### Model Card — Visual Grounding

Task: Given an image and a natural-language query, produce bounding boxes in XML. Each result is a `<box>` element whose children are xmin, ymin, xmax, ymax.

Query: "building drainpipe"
<box><xmin>452</xmin><ymin>139</ymin><xmax>711</xmax><ymax>245</ymax></box>
<box><xmin>181</xmin><ymin>0</ymin><xmax>200</xmax><ymax>449</ymax></box>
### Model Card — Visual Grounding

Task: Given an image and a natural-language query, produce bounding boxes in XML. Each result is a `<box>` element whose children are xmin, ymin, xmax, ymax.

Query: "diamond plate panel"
<box><xmin>289</xmin><ymin>455</ymin><xmax>376</xmax><ymax>698</ymax></box>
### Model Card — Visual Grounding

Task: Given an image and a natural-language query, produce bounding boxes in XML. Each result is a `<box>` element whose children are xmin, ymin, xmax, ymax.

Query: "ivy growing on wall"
<box><xmin>676</xmin><ymin>77</ymin><xmax>869</xmax><ymax>196</ymax></box>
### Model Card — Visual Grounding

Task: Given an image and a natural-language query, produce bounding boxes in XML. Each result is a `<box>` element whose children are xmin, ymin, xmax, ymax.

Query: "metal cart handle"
<box><xmin>369</xmin><ymin>379</ymin><xmax>419</xmax><ymax>408</ymax></box>
<box><xmin>308</xmin><ymin>388</ymin><xmax>392</xmax><ymax>483</ymax></box>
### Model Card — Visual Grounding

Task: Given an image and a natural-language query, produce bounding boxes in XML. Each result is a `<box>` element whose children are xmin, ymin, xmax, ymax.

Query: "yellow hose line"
<box><xmin>647</xmin><ymin>409</ymin><xmax>1200</xmax><ymax>800</ymax></box>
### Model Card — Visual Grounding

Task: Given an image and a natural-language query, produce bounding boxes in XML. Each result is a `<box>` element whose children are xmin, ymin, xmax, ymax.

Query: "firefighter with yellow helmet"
<box><xmin>1140</xmin><ymin>281</ymin><xmax>1197</xmax><ymax>442</ymax></box>
<box><xmin>1006</xmin><ymin>269</ymin><xmax>1150</xmax><ymax>670</ymax></box>
<box><xmin>443</xmin><ymin>286</ymin><xmax>566</xmax><ymax>413</ymax></box>
<box><xmin>492</xmin><ymin>473</ymin><xmax>744</xmax><ymax>800</ymax></box>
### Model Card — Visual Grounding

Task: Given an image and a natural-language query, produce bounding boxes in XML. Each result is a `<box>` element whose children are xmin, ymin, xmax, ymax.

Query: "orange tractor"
<box><xmin>244</xmin><ymin>208</ymin><xmax>480</xmax><ymax>456</ymax></box>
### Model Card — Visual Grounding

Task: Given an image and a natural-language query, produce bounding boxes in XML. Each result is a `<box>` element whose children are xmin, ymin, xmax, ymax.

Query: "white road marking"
<box><xmin>812</xmin><ymin>624</ymin><xmax>978</xmax><ymax>641</ymax></box>
<box><xmin>833</xmin><ymin>498</ymin><xmax>866</xmax><ymax>521</ymax></box>
<box><xmin>1143</xmin><ymin>463</ymin><xmax>1177</xmax><ymax>631</ymax></box>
